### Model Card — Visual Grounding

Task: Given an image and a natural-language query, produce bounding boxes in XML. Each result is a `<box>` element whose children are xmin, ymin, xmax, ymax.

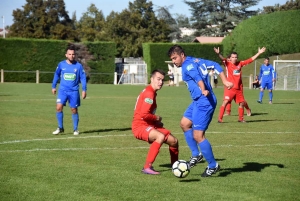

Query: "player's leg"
<box><xmin>69</xmin><ymin>91</ymin><xmax>81</xmax><ymax>135</ymax></box>
<box><xmin>193</xmin><ymin>103</ymin><xmax>220</xmax><ymax>177</ymax></box>
<box><xmin>53</xmin><ymin>90</ymin><xmax>67</xmax><ymax>134</ymax></box>
<box><xmin>244</xmin><ymin>100</ymin><xmax>251</xmax><ymax>116</ymax></box>
<box><xmin>224</xmin><ymin>100</ymin><xmax>231</xmax><ymax>116</ymax></box>
<box><xmin>258</xmin><ymin>83</ymin><xmax>266</xmax><ymax>103</ymax></box>
<box><xmin>236</xmin><ymin>90</ymin><xmax>246</xmax><ymax>122</ymax></box>
<box><xmin>160</xmin><ymin>129</ymin><xmax>178</xmax><ymax>165</ymax></box>
<box><xmin>267</xmin><ymin>82</ymin><xmax>273</xmax><ymax>104</ymax></box>
<box><xmin>218</xmin><ymin>89</ymin><xmax>234</xmax><ymax>122</ymax></box>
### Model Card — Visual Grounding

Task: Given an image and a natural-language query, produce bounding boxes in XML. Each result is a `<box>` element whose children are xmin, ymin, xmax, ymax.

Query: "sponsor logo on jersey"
<box><xmin>233</xmin><ymin>69</ymin><xmax>240</xmax><ymax>75</ymax></box>
<box><xmin>145</xmin><ymin>98</ymin><xmax>153</xmax><ymax>104</ymax></box>
<box><xmin>64</xmin><ymin>73</ymin><xmax>76</xmax><ymax>80</ymax></box>
<box><xmin>146</xmin><ymin>126</ymin><xmax>153</xmax><ymax>132</ymax></box>
<box><xmin>74</xmin><ymin>68</ymin><xmax>77</xmax><ymax>72</ymax></box>
<box><xmin>187</xmin><ymin>64</ymin><xmax>194</xmax><ymax>71</ymax></box>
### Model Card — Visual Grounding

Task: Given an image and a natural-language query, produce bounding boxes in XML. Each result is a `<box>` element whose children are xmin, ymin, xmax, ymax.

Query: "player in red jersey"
<box><xmin>132</xmin><ymin>69</ymin><xmax>179</xmax><ymax>175</ymax></box>
<box><xmin>214</xmin><ymin>47</ymin><xmax>266</xmax><ymax>123</ymax></box>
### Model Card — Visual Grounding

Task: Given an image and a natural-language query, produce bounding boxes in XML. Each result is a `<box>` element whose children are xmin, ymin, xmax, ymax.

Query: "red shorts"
<box><xmin>223</xmin><ymin>88</ymin><xmax>245</xmax><ymax>104</ymax></box>
<box><xmin>132</xmin><ymin>125</ymin><xmax>170</xmax><ymax>143</ymax></box>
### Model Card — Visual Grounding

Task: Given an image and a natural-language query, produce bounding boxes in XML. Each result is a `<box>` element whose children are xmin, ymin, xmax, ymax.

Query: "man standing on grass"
<box><xmin>131</xmin><ymin>69</ymin><xmax>179</xmax><ymax>175</ymax></box>
<box><xmin>168</xmin><ymin>45</ymin><xmax>233</xmax><ymax>177</ymax></box>
<box><xmin>51</xmin><ymin>44</ymin><xmax>87</xmax><ymax>136</ymax></box>
<box><xmin>257</xmin><ymin>57</ymin><xmax>276</xmax><ymax>104</ymax></box>
<box><xmin>214</xmin><ymin>47</ymin><xmax>266</xmax><ymax>123</ymax></box>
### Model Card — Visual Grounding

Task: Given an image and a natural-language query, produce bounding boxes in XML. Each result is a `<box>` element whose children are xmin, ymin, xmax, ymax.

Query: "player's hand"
<box><xmin>52</xmin><ymin>88</ymin><xmax>56</xmax><ymax>95</ymax></box>
<box><xmin>155</xmin><ymin>121</ymin><xmax>164</xmax><ymax>128</ymax></box>
<box><xmin>214</xmin><ymin>47</ymin><xmax>220</xmax><ymax>54</ymax></box>
<box><xmin>82</xmin><ymin>91</ymin><xmax>86</xmax><ymax>99</ymax></box>
<box><xmin>202</xmin><ymin>90</ymin><xmax>210</xmax><ymax>96</ymax></box>
<box><xmin>156</xmin><ymin>115</ymin><xmax>162</xmax><ymax>122</ymax></box>
<box><xmin>225</xmin><ymin>81</ymin><xmax>233</xmax><ymax>89</ymax></box>
<box><xmin>258</xmin><ymin>47</ymin><xmax>266</xmax><ymax>54</ymax></box>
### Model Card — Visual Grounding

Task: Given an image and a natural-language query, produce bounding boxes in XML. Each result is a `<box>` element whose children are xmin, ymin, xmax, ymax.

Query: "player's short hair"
<box><xmin>265</xmin><ymin>57</ymin><xmax>270</xmax><ymax>61</ymax></box>
<box><xmin>66</xmin><ymin>44</ymin><xmax>76</xmax><ymax>52</ymax></box>
<box><xmin>230</xmin><ymin>51</ymin><xmax>238</xmax><ymax>57</ymax></box>
<box><xmin>167</xmin><ymin>45</ymin><xmax>186</xmax><ymax>57</ymax></box>
<box><xmin>151</xmin><ymin>69</ymin><xmax>165</xmax><ymax>77</ymax></box>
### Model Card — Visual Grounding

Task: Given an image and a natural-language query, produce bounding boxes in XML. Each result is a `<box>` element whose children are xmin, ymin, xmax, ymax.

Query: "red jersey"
<box><xmin>222</xmin><ymin>58</ymin><xmax>253</xmax><ymax>90</ymax></box>
<box><xmin>132</xmin><ymin>85</ymin><xmax>158</xmax><ymax>128</ymax></box>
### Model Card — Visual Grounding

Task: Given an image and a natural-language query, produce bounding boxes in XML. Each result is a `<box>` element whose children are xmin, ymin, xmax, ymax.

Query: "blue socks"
<box><xmin>199</xmin><ymin>139</ymin><xmax>216</xmax><ymax>168</ymax></box>
<box><xmin>56</xmin><ymin>111</ymin><xmax>63</xmax><ymax>129</ymax></box>
<box><xmin>259</xmin><ymin>91</ymin><xmax>264</xmax><ymax>101</ymax></box>
<box><xmin>72</xmin><ymin>113</ymin><xmax>79</xmax><ymax>131</ymax></box>
<box><xmin>184</xmin><ymin>129</ymin><xmax>199</xmax><ymax>157</ymax></box>
<box><xmin>269</xmin><ymin>91</ymin><xmax>273</xmax><ymax>101</ymax></box>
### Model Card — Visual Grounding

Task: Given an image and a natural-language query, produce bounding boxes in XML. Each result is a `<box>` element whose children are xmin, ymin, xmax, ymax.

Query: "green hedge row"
<box><xmin>0</xmin><ymin>38</ymin><xmax>116</xmax><ymax>84</ymax></box>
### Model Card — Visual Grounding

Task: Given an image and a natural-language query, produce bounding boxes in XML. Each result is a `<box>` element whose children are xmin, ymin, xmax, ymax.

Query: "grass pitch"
<box><xmin>0</xmin><ymin>83</ymin><xmax>299</xmax><ymax>201</ymax></box>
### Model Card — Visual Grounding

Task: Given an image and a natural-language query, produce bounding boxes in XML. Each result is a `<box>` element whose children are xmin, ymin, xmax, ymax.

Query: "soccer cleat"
<box><xmin>189</xmin><ymin>154</ymin><xmax>204</xmax><ymax>168</ymax></box>
<box><xmin>201</xmin><ymin>163</ymin><xmax>220</xmax><ymax>177</ymax></box>
<box><xmin>238</xmin><ymin>119</ymin><xmax>247</xmax><ymax>123</ymax></box>
<box><xmin>217</xmin><ymin>119</ymin><xmax>223</xmax><ymax>123</ymax></box>
<box><xmin>141</xmin><ymin>167</ymin><xmax>160</xmax><ymax>175</ymax></box>
<box><xmin>73</xmin><ymin>130</ymin><xmax>80</xmax><ymax>135</ymax></box>
<box><xmin>246</xmin><ymin>109</ymin><xmax>252</xmax><ymax>116</ymax></box>
<box><xmin>52</xmin><ymin>128</ymin><xmax>64</xmax><ymax>135</ymax></box>
<box><xmin>269</xmin><ymin>101</ymin><xmax>272</xmax><ymax>104</ymax></box>
<box><xmin>257</xmin><ymin>100</ymin><xmax>262</xmax><ymax>104</ymax></box>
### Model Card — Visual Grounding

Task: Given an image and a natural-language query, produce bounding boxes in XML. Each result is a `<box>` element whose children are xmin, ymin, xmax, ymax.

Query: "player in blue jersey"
<box><xmin>257</xmin><ymin>57</ymin><xmax>276</xmax><ymax>104</ymax></box>
<box><xmin>168</xmin><ymin>45</ymin><xmax>233</xmax><ymax>177</ymax></box>
<box><xmin>52</xmin><ymin>45</ymin><xmax>87</xmax><ymax>135</ymax></box>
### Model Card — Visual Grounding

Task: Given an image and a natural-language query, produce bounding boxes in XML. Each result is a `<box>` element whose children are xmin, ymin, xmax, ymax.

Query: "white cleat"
<box><xmin>52</xmin><ymin>128</ymin><xmax>64</xmax><ymax>135</ymax></box>
<box><xmin>73</xmin><ymin>130</ymin><xmax>80</xmax><ymax>135</ymax></box>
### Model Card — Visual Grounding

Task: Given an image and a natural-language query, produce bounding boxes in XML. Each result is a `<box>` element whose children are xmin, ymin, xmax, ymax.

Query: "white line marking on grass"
<box><xmin>0</xmin><ymin>131</ymin><xmax>299</xmax><ymax>145</ymax></box>
<box><xmin>1</xmin><ymin>142</ymin><xmax>300</xmax><ymax>153</ymax></box>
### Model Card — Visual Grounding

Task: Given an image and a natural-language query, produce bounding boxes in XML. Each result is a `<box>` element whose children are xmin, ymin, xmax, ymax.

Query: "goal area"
<box><xmin>273</xmin><ymin>60</ymin><xmax>300</xmax><ymax>91</ymax></box>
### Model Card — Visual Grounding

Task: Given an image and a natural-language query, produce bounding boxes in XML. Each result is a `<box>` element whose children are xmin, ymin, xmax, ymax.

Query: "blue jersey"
<box><xmin>259</xmin><ymin>64</ymin><xmax>276</xmax><ymax>83</ymax></box>
<box><xmin>52</xmin><ymin>60</ymin><xmax>87</xmax><ymax>91</ymax></box>
<box><xmin>181</xmin><ymin>56</ymin><xmax>223</xmax><ymax>101</ymax></box>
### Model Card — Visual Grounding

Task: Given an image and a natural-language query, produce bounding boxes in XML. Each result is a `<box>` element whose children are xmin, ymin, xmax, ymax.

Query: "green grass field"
<box><xmin>0</xmin><ymin>83</ymin><xmax>300</xmax><ymax>201</ymax></box>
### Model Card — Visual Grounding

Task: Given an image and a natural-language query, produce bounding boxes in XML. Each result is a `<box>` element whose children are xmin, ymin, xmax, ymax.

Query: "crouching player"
<box><xmin>131</xmin><ymin>69</ymin><xmax>179</xmax><ymax>175</ymax></box>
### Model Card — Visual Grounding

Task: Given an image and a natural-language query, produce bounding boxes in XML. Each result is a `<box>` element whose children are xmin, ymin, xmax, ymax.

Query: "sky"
<box><xmin>0</xmin><ymin>0</ymin><xmax>289</xmax><ymax>27</ymax></box>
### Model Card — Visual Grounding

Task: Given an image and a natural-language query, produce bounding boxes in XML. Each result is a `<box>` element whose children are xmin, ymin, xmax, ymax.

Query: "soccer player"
<box><xmin>52</xmin><ymin>45</ymin><xmax>87</xmax><ymax>135</ymax></box>
<box><xmin>257</xmin><ymin>57</ymin><xmax>276</xmax><ymax>104</ymax></box>
<box><xmin>168</xmin><ymin>45</ymin><xmax>233</xmax><ymax>177</ymax></box>
<box><xmin>131</xmin><ymin>69</ymin><xmax>179</xmax><ymax>175</ymax></box>
<box><xmin>214</xmin><ymin>47</ymin><xmax>266</xmax><ymax>123</ymax></box>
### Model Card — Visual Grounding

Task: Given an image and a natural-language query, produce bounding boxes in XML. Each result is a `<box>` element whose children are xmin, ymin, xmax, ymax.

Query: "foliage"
<box><xmin>0</xmin><ymin>83</ymin><xmax>300</xmax><ymax>201</ymax></box>
<box><xmin>260</xmin><ymin>0</ymin><xmax>300</xmax><ymax>14</ymax></box>
<box><xmin>221</xmin><ymin>10</ymin><xmax>300</xmax><ymax>60</ymax></box>
<box><xmin>9</xmin><ymin>0</ymin><xmax>78</xmax><ymax>41</ymax></box>
<box><xmin>184</xmin><ymin>0</ymin><xmax>260</xmax><ymax>36</ymax></box>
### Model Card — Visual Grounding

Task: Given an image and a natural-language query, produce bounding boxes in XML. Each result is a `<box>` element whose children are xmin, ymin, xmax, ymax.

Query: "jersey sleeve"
<box><xmin>240</xmin><ymin>58</ymin><xmax>254</xmax><ymax>67</ymax></box>
<box><xmin>200</xmin><ymin>58</ymin><xmax>224</xmax><ymax>75</ymax></box>
<box><xmin>79</xmin><ymin>65</ymin><xmax>87</xmax><ymax>91</ymax></box>
<box><xmin>258</xmin><ymin>65</ymin><xmax>263</xmax><ymax>80</ymax></box>
<box><xmin>185</xmin><ymin>62</ymin><xmax>203</xmax><ymax>84</ymax></box>
<box><xmin>137</xmin><ymin>90</ymin><xmax>157</xmax><ymax>122</ymax></box>
<box><xmin>52</xmin><ymin>63</ymin><xmax>61</xmax><ymax>89</ymax></box>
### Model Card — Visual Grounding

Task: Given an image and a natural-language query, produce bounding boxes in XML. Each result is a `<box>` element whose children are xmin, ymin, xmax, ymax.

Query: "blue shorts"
<box><xmin>56</xmin><ymin>90</ymin><xmax>80</xmax><ymax>108</ymax></box>
<box><xmin>260</xmin><ymin>81</ymin><xmax>273</xmax><ymax>90</ymax></box>
<box><xmin>183</xmin><ymin>101</ymin><xmax>215</xmax><ymax>131</ymax></box>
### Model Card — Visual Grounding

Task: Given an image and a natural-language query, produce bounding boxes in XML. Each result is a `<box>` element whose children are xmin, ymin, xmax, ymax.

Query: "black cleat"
<box><xmin>201</xmin><ymin>163</ymin><xmax>220</xmax><ymax>177</ymax></box>
<box><xmin>189</xmin><ymin>154</ymin><xmax>204</xmax><ymax>168</ymax></box>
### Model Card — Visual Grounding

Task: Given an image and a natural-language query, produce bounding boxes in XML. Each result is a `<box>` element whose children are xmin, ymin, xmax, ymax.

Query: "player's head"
<box><xmin>150</xmin><ymin>69</ymin><xmax>165</xmax><ymax>91</ymax></box>
<box><xmin>229</xmin><ymin>52</ymin><xmax>238</xmax><ymax>64</ymax></box>
<box><xmin>65</xmin><ymin>45</ymin><xmax>76</xmax><ymax>63</ymax></box>
<box><xmin>168</xmin><ymin>45</ymin><xmax>186</xmax><ymax>67</ymax></box>
<box><xmin>264</xmin><ymin>57</ymin><xmax>270</xmax><ymax>65</ymax></box>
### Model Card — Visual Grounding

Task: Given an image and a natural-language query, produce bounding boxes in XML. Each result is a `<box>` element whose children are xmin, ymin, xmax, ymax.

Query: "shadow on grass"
<box><xmin>218</xmin><ymin>162</ymin><xmax>284</xmax><ymax>177</ymax></box>
<box><xmin>248</xmin><ymin>112</ymin><xmax>268</xmax><ymax>116</ymax></box>
<box><xmin>81</xmin><ymin>127</ymin><xmax>132</xmax><ymax>134</ymax></box>
<box><xmin>271</xmin><ymin>103</ymin><xmax>294</xmax><ymax>104</ymax></box>
<box><xmin>246</xmin><ymin>119</ymin><xmax>280</xmax><ymax>123</ymax></box>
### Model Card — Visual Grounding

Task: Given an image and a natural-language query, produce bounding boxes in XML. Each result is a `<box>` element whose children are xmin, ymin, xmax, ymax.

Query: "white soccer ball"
<box><xmin>172</xmin><ymin>160</ymin><xmax>190</xmax><ymax>178</ymax></box>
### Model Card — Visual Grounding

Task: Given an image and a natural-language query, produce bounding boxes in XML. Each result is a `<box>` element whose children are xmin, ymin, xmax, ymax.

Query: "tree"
<box><xmin>260</xmin><ymin>0</ymin><xmax>300</xmax><ymax>14</ymax></box>
<box><xmin>76</xmin><ymin>4</ymin><xmax>106</xmax><ymax>42</ymax></box>
<box><xmin>184</xmin><ymin>0</ymin><xmax>260</xmax><ymax>37</ymax></box>
<box><xmin>104</xmin><ymin>0</ymin><xmax>171</xmax><ymax>57</ymax></box>
<box><xmin>9</xmin><ymin>0</ymin><xmax>78</xmax><ymax>40</ymax></box>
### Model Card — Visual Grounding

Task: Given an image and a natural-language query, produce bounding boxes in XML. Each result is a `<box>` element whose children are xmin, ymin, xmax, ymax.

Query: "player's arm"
<box><xmin>187</xmin><ymin>63</ymin><xmax>209</xmax><ymax>96</ymax></box>
<box><xmin>80</xmin><ymin>66</ymin><xmax>87</xmax><ymax>99</ymax></box>
<box><xmin>258</xmin><ymin>66</ymin><xmax>263</xmax><ymax>84</ymax></box>
<box><xmin>51</xmin><ymin>64</ymin><xmax>61</xmax><ymax>95</ymax></box>
<box><xmin>271</xmin><ymin>66</ymin><xmax>276</xmax><ymax>82</ymax></box>
<box><xmin>213</xmin><ymin>47</ymin><xmax>226</xmax><ymax>60</ymax></box>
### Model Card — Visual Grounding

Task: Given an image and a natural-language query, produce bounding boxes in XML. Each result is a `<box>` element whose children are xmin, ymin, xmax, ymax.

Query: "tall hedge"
<box><xmin>0</xmin><ymin>38</ymin><xmax>116</xmax><ymax>84</ymax></box>
<box><xmin>222</xmin><ymin>10</ymin><xmax>300</xmax><ymax>60</ymax></box>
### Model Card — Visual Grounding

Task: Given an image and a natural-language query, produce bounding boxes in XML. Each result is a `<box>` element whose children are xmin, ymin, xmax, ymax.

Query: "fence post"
<box><xmin>36</xmin><ymin>70</ymin><xmax>39</xmax><ymax>84</ymax></box>
<box><xmin>249</xmin><ymin>74</ymin><xmax>253</xmax><ymax>89</ymax></box>
<box><xmin>1</xmin><ymin>69</ymin><xmax>3</xmax><ymax>83</ymax></box>
<box><xmin>114</xmin><ymin>72</ymin><xmax>117</xmax><ymax>85</ymax></box>
<box><xmin>145</xmin><ymin>73</ymin><xmax>148</xmax><ymax>85</ymax></box>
